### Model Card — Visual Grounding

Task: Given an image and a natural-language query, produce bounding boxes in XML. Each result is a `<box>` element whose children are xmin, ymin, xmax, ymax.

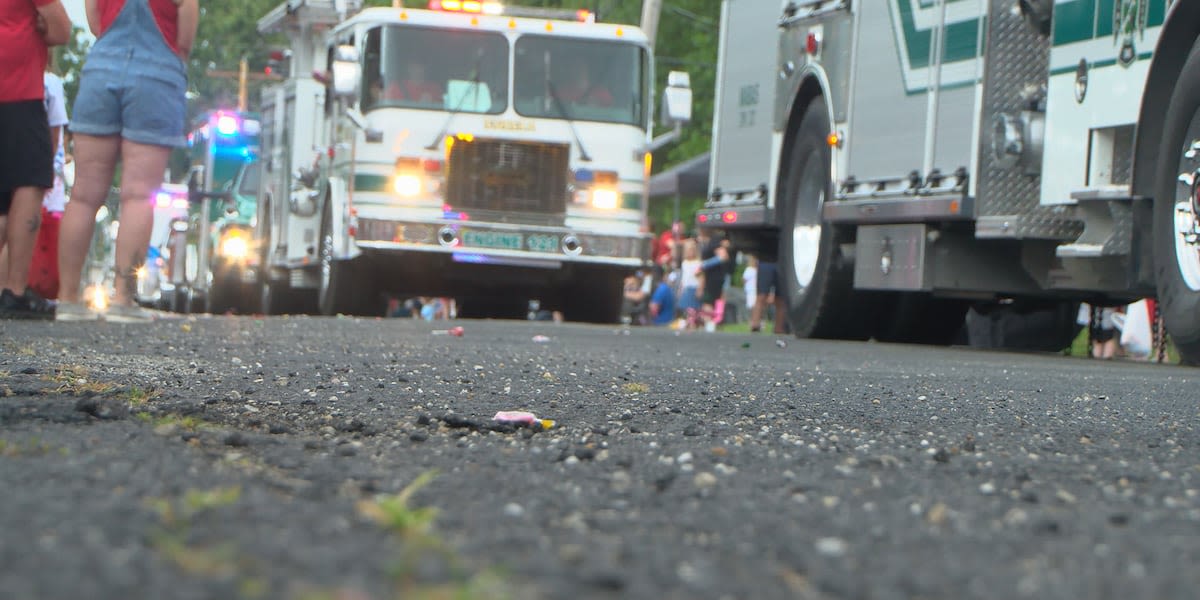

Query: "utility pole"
<box><xmin>238</xmin><ymin>57</ymin><xmax>248</xmax><ymax>111</ymax></box>
<box><xmin>640</xmin><ymin>0</ymin><xmax>663</xmax><ymax>49</ymax></box>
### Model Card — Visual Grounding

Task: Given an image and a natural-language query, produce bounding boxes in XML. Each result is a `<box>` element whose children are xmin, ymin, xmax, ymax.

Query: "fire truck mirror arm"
<box><xmin>344</xmin><ymin>107</ymin><xmax>383</xmax><ymax>143</ymax></box>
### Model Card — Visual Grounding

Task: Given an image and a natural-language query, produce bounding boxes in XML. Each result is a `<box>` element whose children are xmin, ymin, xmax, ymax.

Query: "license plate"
<box><xmin>462</xmin><ymin>230</ymin><xmax>523</xmax><ymax>250</ymax></box>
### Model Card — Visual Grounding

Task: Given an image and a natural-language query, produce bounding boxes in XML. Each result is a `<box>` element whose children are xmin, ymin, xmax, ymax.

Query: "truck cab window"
<box><xmin>514</xmin><ymin>36</ymin><xmax>645</xmax><ymax>128</ymax></box>
<box><xmin>362</xmin><ymin>25</ymin><xmax>508</xmax><ymax>114</ymax></box>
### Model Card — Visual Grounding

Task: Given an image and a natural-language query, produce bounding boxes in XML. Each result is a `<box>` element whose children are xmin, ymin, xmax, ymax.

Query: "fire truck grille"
<box><xmin>446</xmin><ymin>139</ymin><xmax>570</xmax><ymax>216</ymax></box>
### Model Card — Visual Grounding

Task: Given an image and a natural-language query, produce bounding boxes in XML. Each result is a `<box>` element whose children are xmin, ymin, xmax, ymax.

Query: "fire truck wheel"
<box><xmin>1153</xmin><ymin>41</ymin><xmax>1200</xmax><ymax>365</ymax></box>
<box><xmin>260</xmin><ymin>277</ymin><xmax>309</xmax><ymax>316</ymax></box>
<box><xmin>318</xmin><ymin>204</ymin><xmax>377</xmax><ymax>316</ymax></box>
<box><xmin>206</xmin><ymin>268</ymin><xmax>240</xmax><ymax>315</ymax></box>
<box><xmin>778</xmin><ymin>99</ymin><xmax>878</xmax><ymax>340</ymax></box>
<box><xmin>874</xmin><ymin>294</ymin><xmax>970</xmax><ymax>346</ymax></box>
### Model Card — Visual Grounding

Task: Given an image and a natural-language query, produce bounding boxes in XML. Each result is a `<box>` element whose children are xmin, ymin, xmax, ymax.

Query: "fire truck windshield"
<box><xmin>362</xmin><ymin>26</ymin><xmax>508</xmax><ymax>114</ymax></box>
<box><xmin>514</xmin><ymin>36</ymin><xmax>645</xmax><ymax>128</ymax></box>
<box><xmin>238</xmin><ymin>161</ymin><xmax>260</xmax><ymax>197</ymax></box>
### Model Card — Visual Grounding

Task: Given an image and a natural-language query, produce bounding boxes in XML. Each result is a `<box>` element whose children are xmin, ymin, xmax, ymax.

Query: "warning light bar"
<box><xmin>428</xmin><ymin>1</ymin><xmax>594</xmax><ymax>22</ymax></box>
<box><xmin>428</xmin><ymin>0</ymin><xmax>502</xmax><ymax>14</ymax></box>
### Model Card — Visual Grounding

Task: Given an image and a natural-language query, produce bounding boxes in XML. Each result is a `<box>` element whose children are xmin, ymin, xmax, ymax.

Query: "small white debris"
<box><xmin>815</xmin><ymin>537</ymin><xmax>848</xmax><ymax>557</ymax></box>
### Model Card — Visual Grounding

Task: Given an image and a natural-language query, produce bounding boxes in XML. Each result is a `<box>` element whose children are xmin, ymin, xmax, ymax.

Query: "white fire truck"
<box><xmin>700</xmin><ymin>0</ymin><xmax>1200</xmax><ymax>363</ymax></box>
<box><xmin>254</xmin><ymin>0</ymin><xmax>691</xmax><ymax>320</ymax></box>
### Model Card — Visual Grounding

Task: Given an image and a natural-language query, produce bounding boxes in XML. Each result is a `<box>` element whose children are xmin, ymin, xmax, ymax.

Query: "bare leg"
<box><xmin>0</xmin><ymin>236</ymin><xmax>8</xmax><ymax>290</ymax></box>
<box><xmin>772</xmin><ymin>293</ymin><xmax>788</xmax><ymax>334</ymax></box>
<box><xmin>111</xmin><ymin>139</ymin><xmax>169</xmax><ymax>306</ymax></box>
<box><xmin>750</xmin><ymin>293</ymin><xmax>766</xmax><ymax>331</ymax></box>
<box><xmin>59</xmin><ymin>134</ymin><xmax>120</xmax><ymax>303</ymax></box>
<box><xmin>3</xmin><ymin>186</ymin><xmax>45</xmax><ymax>293</ymax></box>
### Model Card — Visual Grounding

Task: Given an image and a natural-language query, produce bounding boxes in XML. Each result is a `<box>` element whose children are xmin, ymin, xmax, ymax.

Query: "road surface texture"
<box><xmin>1</xmin><ymin>317</ymin><xmax>1198</xmax><ymax>599</ymax></box>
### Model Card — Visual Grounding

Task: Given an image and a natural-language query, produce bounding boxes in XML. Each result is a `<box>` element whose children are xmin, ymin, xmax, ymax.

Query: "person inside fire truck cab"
<box><xmin>557</xmin><ymin>58</ymin><xmax>612</xmax><ymax>107</ymax></box>
<box><xmin>383</xmin><ymin>61</ymin><xmax>443</xmax><ymax>105</ymax></box>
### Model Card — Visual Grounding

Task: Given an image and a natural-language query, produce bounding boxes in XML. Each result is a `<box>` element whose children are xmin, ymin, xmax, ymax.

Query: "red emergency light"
<box><xmin>428</xmin><ymin>0</ymin><xmax>502</xmax><ymax>14</ymax></box>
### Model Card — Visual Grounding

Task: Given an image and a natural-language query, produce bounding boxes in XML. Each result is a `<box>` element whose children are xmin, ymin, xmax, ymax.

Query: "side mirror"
<box><xmin>331</xmin><ymin>44</ymin><xmax>361</xmax><ymax>99</ymax></box>
<box><xmin>186</xmin><ymin>165</ymin><xmax>205</xmax><ymax>196</ymax></box>
<box><xmin>661</xmin><ymin>71</ymin><xmax>692</xmax><ymax>127</ymax></box>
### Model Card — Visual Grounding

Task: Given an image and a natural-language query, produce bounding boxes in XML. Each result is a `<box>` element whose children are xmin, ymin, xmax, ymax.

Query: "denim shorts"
<box><xmin>70</xmin><ymin>49</ymin><xmax>187</xmax><ymax>148</ymax></box>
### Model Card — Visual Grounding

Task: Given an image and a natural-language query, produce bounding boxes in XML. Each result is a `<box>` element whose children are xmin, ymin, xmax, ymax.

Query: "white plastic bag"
<box><xmin>1119</xmin><ymin>300</ymin><xmax>1152</xmax><ymax>358</ymax></box>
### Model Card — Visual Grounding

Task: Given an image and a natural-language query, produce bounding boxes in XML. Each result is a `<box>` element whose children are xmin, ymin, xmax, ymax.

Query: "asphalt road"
<box><xmin>1</xmin><ymin>316</ymin><xmax>1198</xmax><ymax>600</ymax></box>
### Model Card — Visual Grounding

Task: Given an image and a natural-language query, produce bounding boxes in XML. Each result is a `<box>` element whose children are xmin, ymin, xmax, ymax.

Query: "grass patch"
<box><xmin>147</xmin><ymin>486</ymin><xmax>242</xmax><ymax>528</ymax></box>
<box><xmin>128</xmin><ymin>386</ymin><xmax>161</xmax><ymax>406</ymax></box>
<box><xmin>0</xmin><ymin>438</ymin><xmax>67</xmax><ymax>457</ymax></box>
<box><xmin>150</xmin><ymin>413</ymin><xmax>212</xmax><ymax>431</ymax></box>
<box><xmin>44</xmin><ymin>365</ymin><xmax>119</xmax><ymax>396</ymax></box>
<box><xmin>146</xmin><ymin>486</ymin><xmax>246</xmax><ymax>579</ymax></box>
<box><xmin>1064</xmin><ymin>328</ymin><xmax>1181</xmax><ymax>363</ymax></box>
<box><xmin>621</xmin><ymin>382</ymin><xmax>649</xmax><ymax>395</ymax></box>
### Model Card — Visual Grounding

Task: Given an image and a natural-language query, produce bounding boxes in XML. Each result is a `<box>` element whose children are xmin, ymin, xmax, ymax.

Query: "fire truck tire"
<box><xmin>1153</xmin><ymin>41</ymin><xmax>1200</xmax><ymax>365</ymax></box>
<box><xmin>874</xmin><ymin>294</ymin><xmax>970</xmax><ymax>345</ymax></box>
<box><xmin>963</xmin><ymin>300</ymin><xmax>1081</xmax><ymax>352</ymax></box>
<box><xmin>206</xmin><ymin>267</ymin><xmax>237</xmax><ymax>315</ymax></box>
<box><xmin>778</xmin><ymin>99</ymin><xmax>878</xmax><ymax>340</ymax></box>
<box><xmin>318</xmin><ymin>205</ymin><xmax>377</xmax><ymax>316</ymax></box>
<box><xmin>570</xmin><ymin>271</ymin><xmax>625</xmax><ymax>324</ymax></box>
<box><xmin>207</xmin><ymin>271</ymin><xmax>257</xmax><ymax>315</ymax></box>
<box><xmin>259</xmin><ymin>277</ymin><xmax>310</xmax><ymax>316</ymax></box>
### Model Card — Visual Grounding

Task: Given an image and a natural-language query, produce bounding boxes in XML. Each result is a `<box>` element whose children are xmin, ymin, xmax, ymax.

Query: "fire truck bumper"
<box><xmin>695</xmin><ymin>204</ymin><xmax>774</xmax><ymax>229</ymax></box>
<box><xmin>353</xmin><ymin>218</ymin><xmax>649</xmax><ymax>270</ymax></box>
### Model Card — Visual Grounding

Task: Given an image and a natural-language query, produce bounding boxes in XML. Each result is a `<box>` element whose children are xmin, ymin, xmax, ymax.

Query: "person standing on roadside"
<box><xmin>0</xmin><ymin>0</ymin><xmax>72</xmax><ymax>319</ymax></box>
<box><xmin>56</xmin><ymin>0</ymin><xmax>198</xmax><ymax>322</ymax></box>
<box><xmin>29</xmin><ymin>62</ymin><xmax>71</xmax><ymax>300</ymax></box>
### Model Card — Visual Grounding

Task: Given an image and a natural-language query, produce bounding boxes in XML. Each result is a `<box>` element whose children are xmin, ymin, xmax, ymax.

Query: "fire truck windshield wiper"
<box><xmin>426</xmin><ymin>53</ymin><xmax>486</xmax><ymax>151</ymax></box>
<box><xmin>545</xmin><ymin>79</ymin><xmax>592</xmax><ymax>162</ymax></box>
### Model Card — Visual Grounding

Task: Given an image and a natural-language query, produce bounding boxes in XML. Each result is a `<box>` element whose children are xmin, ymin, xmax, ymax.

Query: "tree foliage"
<box><xmin>52</xmin><ymin>27</ymin><xmax>93</xmax><ymax>115</ymax></box>
<box><xmin>187</xmin><ymin>0</ymin><xmax>289</xmax><ymax>118</ymax></box>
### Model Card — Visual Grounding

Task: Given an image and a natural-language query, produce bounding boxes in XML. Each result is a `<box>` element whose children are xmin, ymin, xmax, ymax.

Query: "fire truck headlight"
<box><xmin>219</xmin><ymin>231</ymin><xmax>250</xmax><ymax>260</ymax></box>
<box><xmin>393</xmin><ymin>174</ymin><xmax>423</xmax><ymax>197</ymax></box>
<box><xmin>591</xmin><ymin>188</ymin><xmax>619</xmax><ymax>210</ymax></box>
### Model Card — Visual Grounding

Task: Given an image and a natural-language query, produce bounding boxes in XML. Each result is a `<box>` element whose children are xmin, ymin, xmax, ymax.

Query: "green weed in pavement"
<box><xmin>0</xmin><ymin>437</ymin><xmax>67</xmax><ymax>457</ymax></box>
<box><xmin>44</xmin><ymin>365</ymin><xmax>119</xmax><ymax>396</ymax></box>
<box><xmin>622</xmin><ymin>382</ymin><xmax>649</xmax><ymax>394</ymax></box>
<box><xmin>357</xmin><ymin>470</ymin><xmax>520</xmax><ymax>599</ymax></box>
<box><xmin>146</xmin><ymin>486</ymin><xmax>246</xmax><ymax>579</ymax></box>
<box><xmin>128</xmin><ymin>386</ymin><xmax>161</xmax><ymax>406</ymax></box>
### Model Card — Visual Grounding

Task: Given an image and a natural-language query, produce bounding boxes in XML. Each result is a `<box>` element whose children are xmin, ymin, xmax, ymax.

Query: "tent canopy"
<box><xmin>648</xmin><ymin>152</ymin><xmax>710</xmax><ymax>198</ymax></box>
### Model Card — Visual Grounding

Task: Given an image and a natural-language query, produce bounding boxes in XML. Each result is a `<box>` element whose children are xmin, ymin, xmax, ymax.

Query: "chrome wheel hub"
<box><xmin>1175</xmin><ymin>139</ymin><xmax>1200</xmax><ymax>291</ymax></box>
<box><xmin>791</xmin><ymin>156</ymin><xmax>824</xmax><ymax>289</ymax></box>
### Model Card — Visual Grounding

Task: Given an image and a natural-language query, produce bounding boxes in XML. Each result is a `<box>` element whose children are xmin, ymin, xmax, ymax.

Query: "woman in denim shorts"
<box><xmin>57</xmin><ymin>0</ymin><xmax>197</xmax><ymax>321</ymax></box>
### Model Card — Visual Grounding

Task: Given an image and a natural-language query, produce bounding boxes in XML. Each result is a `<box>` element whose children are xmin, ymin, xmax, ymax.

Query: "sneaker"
<box><xmin>56</xmin><ymin>301</ymin><xmax>102</xmax><ymax>322</ymax></box>
<box><xmin>0</xmin><ymin>287</ymin><xmax>56</xmax><ymax>320</ymax></box>
<box><xmin>104</xmin><ymin>303</ymin><xmax>158</xmax><ymax>323</ymax></box>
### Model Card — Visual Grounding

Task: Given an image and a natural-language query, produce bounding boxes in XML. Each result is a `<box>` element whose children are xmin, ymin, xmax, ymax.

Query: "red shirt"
<box><xmin>97</xmin><ymin>0</ymin><xmax>179</xmax><ymax>54</ymax></box>
<box><xmin>0</xmin><ymin>0</ymin><xmax>53</xmax><ymax>102</ymax></box>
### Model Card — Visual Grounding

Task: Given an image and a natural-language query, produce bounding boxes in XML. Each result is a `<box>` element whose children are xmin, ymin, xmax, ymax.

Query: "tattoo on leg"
<box><xmin>27</xmin><ymin>213</ymin><xmax>41</xmax><ymax>233</ymax></box>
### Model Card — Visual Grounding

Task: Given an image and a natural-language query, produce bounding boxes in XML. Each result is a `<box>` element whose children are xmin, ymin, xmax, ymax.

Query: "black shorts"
<box><xmin>757</xmin><ymin>262</ymin><xmax>781</xmax><ymax>296</ymax></box>
<box><xmin>0</xmin><ymin>99</ymin><xmax>53</xmax><ymax>215</ymax></box>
